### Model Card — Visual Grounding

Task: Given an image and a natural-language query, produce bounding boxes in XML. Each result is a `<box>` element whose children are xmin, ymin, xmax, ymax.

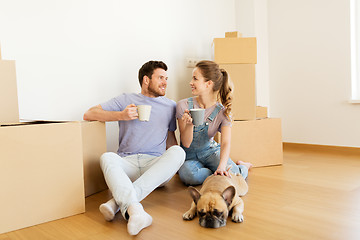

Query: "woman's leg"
<box><xmin>236</xmin><ymin>160</ymin><xmax>253</xmax><ymax>169</ymax></box>
<box><xmin>237</xmin><ymin>164</ymin><xmax>249</xmax><ymax>179</ymax></box>
<box><xmin>178</xmin><ymin>160</ymin><xmax>213</xmax><ymax>186</ymax></box>
<box><xmin>203</xmin><ymin>149</ymin><xmax>241</xmax><ymax>175</ymax></box>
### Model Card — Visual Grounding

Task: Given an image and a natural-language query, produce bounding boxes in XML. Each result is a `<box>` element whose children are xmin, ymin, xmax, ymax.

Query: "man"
<box><xmin>83</xmin><ymin>61</ymin><xmax>185</xmax><ymax>235</ymax></box>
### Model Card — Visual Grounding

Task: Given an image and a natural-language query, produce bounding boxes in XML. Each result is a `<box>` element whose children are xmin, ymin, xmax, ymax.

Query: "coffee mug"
<box><xmin>189</xmin><ymin>108</ymin><xmax>205</xmax><ymax>126</ymax></box>
<box><xmin>137</xmin><ymin>105</ymin><xmax>152</xmax><ymax>121</ymax></box>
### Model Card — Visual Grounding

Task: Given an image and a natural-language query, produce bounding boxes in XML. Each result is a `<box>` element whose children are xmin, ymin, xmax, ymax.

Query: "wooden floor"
<box><xmin>2</xmin><ymin>144</ymin><xmax>360</xmax><ymax>240</ymax></box>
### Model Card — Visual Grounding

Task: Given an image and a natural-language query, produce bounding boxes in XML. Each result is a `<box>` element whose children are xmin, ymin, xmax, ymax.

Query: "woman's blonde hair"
<box><xmin>195</xmin><ymin>60</ymin><xmax>233</xmax><ymax>120</ymax></box>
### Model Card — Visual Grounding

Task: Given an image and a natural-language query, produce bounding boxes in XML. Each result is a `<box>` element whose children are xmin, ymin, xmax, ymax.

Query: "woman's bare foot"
<box><xmin>236</xmin><ymin>160</ymin><xmax>253</xmax><ymax>169</ymax></box>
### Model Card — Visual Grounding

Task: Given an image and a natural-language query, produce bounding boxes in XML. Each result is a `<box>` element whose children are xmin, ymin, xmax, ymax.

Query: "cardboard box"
<box><xmin>0</xmin><ymin>120</ymin><xmax>107</xmax><ymax>234</ymax></box>
<box><xmin>0</xmin><ymin>121</ymin><xmax>85</xmax><ymax>234</ymax></box>
<box><xmin>230</xmin><ymin>118</ymin><xmax>283</xmax><ymax>167</ymax></box>
<box><xmin>0</xmin><ymin>47</ymin><xmax>19</xmax><ymax>123</ymax></box>
<box><xmin>220</xmin><ymin>64</ymin><xmax>256</xmax><ymax>120</ymax></box>
<box><xmin>81</xmin><ymin>121</ymin><xmax>107</xmax><ymax>197</ymax></box>
<box><xmin>225</xmin><ymin>31</ymin><xmax>242</xmax><ymax>38</ymax></box>
<box><xmin>256</xmin><ymin>106</ymin><xmax>268</xmax><ymax>119</ymax></box>
<box><xmin>214</xmin><ymin>37</ymin><xmax>257</xmax><ymax>64</ymax></box>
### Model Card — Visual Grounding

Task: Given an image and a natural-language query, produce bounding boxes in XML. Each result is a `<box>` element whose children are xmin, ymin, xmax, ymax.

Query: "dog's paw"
<box><xmin>183</xmin><ymin>211</ymin><xmax>196</xmax><ymax>221</ymax></box>
<box><xmin>231</xmin><ymin>213</ymin><xmax>244</xmax><ymax>223</ymax></box>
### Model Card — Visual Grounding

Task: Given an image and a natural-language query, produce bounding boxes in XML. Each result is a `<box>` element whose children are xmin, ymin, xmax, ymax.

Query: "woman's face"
<box><xmin>190</xmin><ymin>67</ymin><xmax>211</xmax><ymax>96</ymax></box>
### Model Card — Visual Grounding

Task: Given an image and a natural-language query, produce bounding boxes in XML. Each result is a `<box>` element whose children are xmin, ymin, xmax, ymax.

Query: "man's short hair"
<box><xmin>138</xmin><ymin>61</ymin><xmax>168</xmax><ymax>86</ymax></box>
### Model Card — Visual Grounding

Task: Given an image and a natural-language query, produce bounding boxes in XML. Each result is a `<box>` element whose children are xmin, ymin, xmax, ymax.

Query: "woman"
<box><xmin>176</xmin><ymin>60</ymin><xmax>252</xmax><ymax>186</ymax></box>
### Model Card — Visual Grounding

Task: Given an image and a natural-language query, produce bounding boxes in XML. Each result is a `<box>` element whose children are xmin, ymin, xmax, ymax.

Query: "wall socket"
<box><xmin>186</xmin><ymin>58</ymin><xmax>201</xmax><ymax>68</ymax></box>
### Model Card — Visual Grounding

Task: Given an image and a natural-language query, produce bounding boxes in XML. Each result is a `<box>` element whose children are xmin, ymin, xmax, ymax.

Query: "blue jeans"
<box><xmin>178</xmin><ymin>143</ymin><xmax>248</xmax><ymax>186</ymax></box>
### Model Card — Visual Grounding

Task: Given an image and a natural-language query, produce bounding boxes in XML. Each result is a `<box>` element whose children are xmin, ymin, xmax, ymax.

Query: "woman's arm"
<box><xmin>177</xmin><ymin>109</ymin><xmax>194</xmax><ymax>148</ymax></box>
<box><xmin>214</xmin><ymin>125</ymin><xmax>231</xmax><ymax>176</ymax></box>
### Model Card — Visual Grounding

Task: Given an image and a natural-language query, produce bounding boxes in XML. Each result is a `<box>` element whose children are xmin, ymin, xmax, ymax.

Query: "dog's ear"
<box><xmin>188</xmin><ymin>186</ymin><xmax>201</xmax><ymax>204</ymax></box>
<box><xmin>222</xmin><ymin>186</ymin><xmax>236</xmax><ymax>206</ymax></box>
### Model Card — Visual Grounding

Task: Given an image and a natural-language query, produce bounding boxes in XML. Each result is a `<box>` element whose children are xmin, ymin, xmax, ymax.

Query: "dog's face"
<box><xmin>189</xmin><ymin>186</ymin><xmax>235</xmax><ymax>228</ymax></box>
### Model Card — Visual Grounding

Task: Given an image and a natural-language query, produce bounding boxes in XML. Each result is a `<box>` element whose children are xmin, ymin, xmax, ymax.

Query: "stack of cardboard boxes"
<box><xmin>213</xmin><ymin>32</ymin><xmax>283</xmax><ymax>167</ymax></box>
<box><xmin>0</xmin><ymin>46</ymin><xmax>108</xmax><ymax>234</ymax></box>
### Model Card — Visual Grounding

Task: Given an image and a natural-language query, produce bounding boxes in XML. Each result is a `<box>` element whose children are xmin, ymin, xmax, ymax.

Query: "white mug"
<box><xmin>137</xmin><ymin>105</ymin><xmax>152</xmax><ymax>121</ymax></box>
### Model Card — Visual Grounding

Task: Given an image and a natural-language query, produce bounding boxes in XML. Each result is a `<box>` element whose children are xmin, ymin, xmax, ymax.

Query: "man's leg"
<box><xmin>124</xmin><ymin>146</ymin><xmax>184</xmax><ymax>235</ymax></box>
<box><xmin>100</xmin><ymin>147</ymin><xmax>185</xmax><ymax>235</ymax></box>
<box><xmin>133</xmin><ymin>145</ymin><xmax>185</xmax><ymax>202</ymax></box>
<box><xmin>99</xmin><ymin>152</ymin><xmax>140</xmax><ymax>219</ymax></box>
<box><xmin>99</xmin><ymin>198</ymin><xmax>119</xmax><ymax>221</ymax></box>
<box><xmin>100</xmin><ymin>152</ymin><xmax>153</xmax><ymax>235</ymax></box>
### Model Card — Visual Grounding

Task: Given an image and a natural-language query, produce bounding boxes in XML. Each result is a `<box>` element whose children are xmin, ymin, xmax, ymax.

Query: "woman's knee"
<box><xmin>178</xmin><ymin>162</ymin><xmax>210</xmax><ymax>186</ymax></box>
<box><xmin>178</xmin><ymin>169</ymin><xmax>198</xmax><ymax>186</ymax></box>
<box><xmin>178</xmin><ymin>163</ymin><xmax>193</xmax><ymax>184</ymax></box>
<box><xmin>178</xmin><ymin>161</ymin><xmax>192</xmax><ymax>176</ymax></box>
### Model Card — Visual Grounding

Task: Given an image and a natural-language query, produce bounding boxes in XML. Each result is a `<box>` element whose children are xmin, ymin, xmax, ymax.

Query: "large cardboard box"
<box><xmin>0</xmin><ymin>48</ymin><xmax>19</xmax><ymax>123</ymax></box>
<box><xmin>214</xmin><ymin>37</ymin><xmax>257</xmax><ymax>64</ymax></box>
<box><xmin>0</xmin><ymin>120</ymin><xmax>107</xmax><ymax>234</ymax></box>
<box><xmin>220</xmin><ymin>64</ymin><xmax>256</xmax><ymax>120</ymax></box>
<box><xmin>0</xmin><ymin>121</ymin><xmax>85</xmax><ymax>234</ymax></box>
<box><xmin>81</xmin><ymin>121</ymin><xmax>107</xmax><ymax>197</ymax></box>
<box><xmin>230</xmin><ymin>118</ymin><xmax>283</xmax><ymax>167</ymax></box>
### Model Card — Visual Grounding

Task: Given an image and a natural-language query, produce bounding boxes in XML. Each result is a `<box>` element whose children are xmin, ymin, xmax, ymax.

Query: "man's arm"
<box><xmin>83</xmin><ymin>104</ymin><xmax>138</xmax><ymax>122</ymax></box>
<box><xmin>166</xmin><ymin>131</ymin><xmax>178</xmax><ymax>149</ymax></box>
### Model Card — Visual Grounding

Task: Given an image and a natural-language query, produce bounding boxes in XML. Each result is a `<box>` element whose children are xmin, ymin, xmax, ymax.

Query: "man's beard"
<box><xmin>148</xmin><ymin>80</ymin><xmax>165</xmax><ymax>97</ymax></box>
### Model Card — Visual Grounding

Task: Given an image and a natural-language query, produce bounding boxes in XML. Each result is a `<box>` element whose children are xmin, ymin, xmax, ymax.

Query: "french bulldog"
<box><xmin>183</xmin><ymin>172</ymin><xmax>248</xmax><ymax>228</ymax></box>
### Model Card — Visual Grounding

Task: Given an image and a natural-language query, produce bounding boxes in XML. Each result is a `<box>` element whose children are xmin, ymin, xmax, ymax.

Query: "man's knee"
<box><xmin>100</xmin><ymin>152</ymin><xmax>119</xmax><ymax>170</ymax></box>
<box><xmin>167</xmin><ymin>145</ymin><xmax>186</xmax><ymax>165</ymax></box>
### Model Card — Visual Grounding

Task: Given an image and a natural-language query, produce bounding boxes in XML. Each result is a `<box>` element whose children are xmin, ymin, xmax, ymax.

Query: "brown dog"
<box><xmin>183</xmin><ymin>172</ymin><xmax>248</xmax><ymax>228</ymax></box>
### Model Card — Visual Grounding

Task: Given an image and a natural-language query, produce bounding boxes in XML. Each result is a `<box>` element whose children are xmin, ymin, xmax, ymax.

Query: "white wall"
<box><xmin>0</xmin><ymin>0</ymin><xmax>236</xmax><ymax>151</ymax></box>
<box><xmin>268</xmin><ymin>0</ymin><xmax>360</xmax><ymax>147</ymax></box>
<box><xmin>235</xmin><ymin>0</ymin><xmax>270</xmax><ymax>107</ymax></box>
<box><xmin>2</xmin><ymin>0</ymin><xmax>359</xmax><ymax>149</ymax></box>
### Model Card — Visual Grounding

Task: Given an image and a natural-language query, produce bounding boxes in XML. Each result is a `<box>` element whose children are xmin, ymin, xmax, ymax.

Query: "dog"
<box><xmin>182</xmin><ymin>171</ymin><xmax>248</xmax><ymax>228</ymax></box>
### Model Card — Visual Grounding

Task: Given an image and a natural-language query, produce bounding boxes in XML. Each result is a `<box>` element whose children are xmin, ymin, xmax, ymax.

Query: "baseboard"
<box><xmin>283</xmin><ymin>142</ymin><xmax>360</xmax><ymax>154</ymax></box>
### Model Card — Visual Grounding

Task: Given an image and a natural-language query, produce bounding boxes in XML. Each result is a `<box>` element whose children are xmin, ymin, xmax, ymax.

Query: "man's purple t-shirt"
<box><xmin>101</xmin><ymin>93</ymin><xmax>176</xmax><ymax>157</ymax></box>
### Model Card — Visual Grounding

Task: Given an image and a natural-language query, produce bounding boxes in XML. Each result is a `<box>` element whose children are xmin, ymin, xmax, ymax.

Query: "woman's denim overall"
<box><xmin>178</xmin><ymin>97</ymin><xmax>248</xmax><ymax>186</ymax></box>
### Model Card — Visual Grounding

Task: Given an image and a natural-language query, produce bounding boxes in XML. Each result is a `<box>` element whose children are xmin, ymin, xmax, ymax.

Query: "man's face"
<box><xmin>147</xmin><ymin>68</ymin><xmax>168</xmax><ymax>97</ymax></box>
